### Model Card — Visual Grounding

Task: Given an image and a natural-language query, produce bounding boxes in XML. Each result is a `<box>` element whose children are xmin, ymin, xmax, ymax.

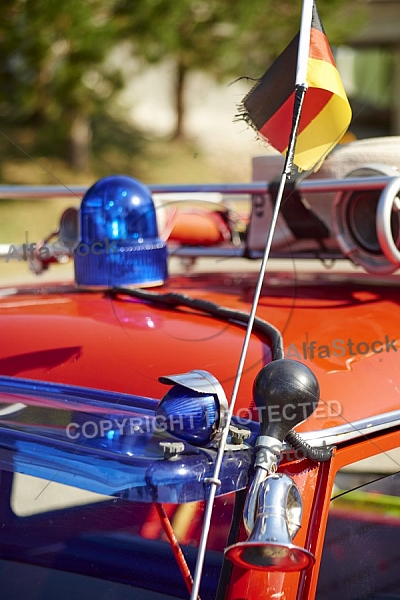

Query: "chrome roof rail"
<box><xmin>0</xmin><ymin>175</ymin><xmax>395</xmax><ymax>199</ymax></box>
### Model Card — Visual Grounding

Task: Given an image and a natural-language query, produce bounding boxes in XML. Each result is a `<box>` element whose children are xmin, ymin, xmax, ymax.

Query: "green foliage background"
<box><xmin>0</xmin><ymin>0</ymin><xmax>362</xmax><ymax>178</ymax></box>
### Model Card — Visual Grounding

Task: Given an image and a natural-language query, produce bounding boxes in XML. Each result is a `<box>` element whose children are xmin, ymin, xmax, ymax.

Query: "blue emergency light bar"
<box><xmin>0</xmin><ymin>375</ymin><xmax>254</xmax><ymax>503</ymax></box>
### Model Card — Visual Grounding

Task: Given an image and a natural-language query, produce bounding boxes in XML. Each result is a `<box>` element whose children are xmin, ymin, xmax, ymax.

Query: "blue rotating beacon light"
<box><xmin>74</xmin><ymin>175</ymin><xmax>167</xmax><ymax>287</ymax></box>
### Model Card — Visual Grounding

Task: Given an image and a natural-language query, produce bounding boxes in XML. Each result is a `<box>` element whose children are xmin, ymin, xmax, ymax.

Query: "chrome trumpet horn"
<box><xmin>225</xmin><ymin>359</ymin><xmax>319</xmax><ymax>571</ymax></box>
<box><xmin>225</xmin><ymin>473</ymin><xmax>315</xmax><ymax>571</ymax></box>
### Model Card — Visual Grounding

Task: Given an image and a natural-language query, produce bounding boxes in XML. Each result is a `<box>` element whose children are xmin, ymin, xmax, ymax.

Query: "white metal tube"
<box><xmin>0</xmin><ymin>176</ymin><xmax>394</xmax><ymax>199</ymax></box>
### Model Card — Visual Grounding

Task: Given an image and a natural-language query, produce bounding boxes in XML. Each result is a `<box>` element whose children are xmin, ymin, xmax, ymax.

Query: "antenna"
<box><xmin>190</xmin><ymin>4</ymin><xmax>315</xmax><ymax>597</ymax></box>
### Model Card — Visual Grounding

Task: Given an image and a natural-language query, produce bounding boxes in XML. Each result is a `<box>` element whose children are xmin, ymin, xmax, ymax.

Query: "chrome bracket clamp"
<box><xmin>244</xmin><ymin>435</ymin><xmax>283</xmax><ymax>534</ymax></box>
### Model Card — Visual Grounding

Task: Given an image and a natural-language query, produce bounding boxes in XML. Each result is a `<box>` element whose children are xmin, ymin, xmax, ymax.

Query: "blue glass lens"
<box><xmin>156</xmin><ymin>384</ymin><xmax>219</xmax><ymax>445</ymax></box>
<box><xmin>74</xmin><ymin>175</ymin><xmax>167</xmax><ymax>287</ymax></box>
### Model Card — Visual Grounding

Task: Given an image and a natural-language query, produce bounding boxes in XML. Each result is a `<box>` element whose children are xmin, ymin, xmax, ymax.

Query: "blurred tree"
<box><xmin>115</xmin><ymin>0</ymin><xmax>238</xmax><ymax>139</ymax></box>
<box><xmin>0</xmin><ymin>0</ymin><xmax>363</xmax><ymax>167</ymax></box>
<box><xmin>115</xmin><ymin>0</ymin><xmax>361</xmax><ymax>140</ymax></box>
<box><xmin>0</xmin><ymin>0</ymin><xmax>123</xmax><ymax>170</ymax></box>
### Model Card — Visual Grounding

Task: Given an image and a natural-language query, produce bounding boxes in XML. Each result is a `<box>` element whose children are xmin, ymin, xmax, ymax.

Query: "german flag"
<box><xmin>240</xmin><ymin>3</ymin><xmax>352</xmax><ymax>171</ymax></box>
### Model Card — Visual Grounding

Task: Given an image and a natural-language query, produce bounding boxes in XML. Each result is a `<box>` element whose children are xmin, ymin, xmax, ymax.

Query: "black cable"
<box><xmin>110</xmin><ymin>287</ymin><xmax>285</xmax><ymax>361</ymax></box>
<box><xmin>285</xmin><ymin>429</ymin><xmax>333</xmax><ymax>462</ymax></box>
<box><xmin>111</xmin><ymin>287</ymin><xmax>333</xmax><ymax>462</ymax></box>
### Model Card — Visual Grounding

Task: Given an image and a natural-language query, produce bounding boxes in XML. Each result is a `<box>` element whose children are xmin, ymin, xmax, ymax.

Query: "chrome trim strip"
<box><xmin>289</xmin><ymin>408</ymin><xmax>400</xmax><ymax>449</ymax></box>
<box><xmin>167</xmin><ymin>245</ymin><xmax>345</xmax><ymax>259</ymax></box>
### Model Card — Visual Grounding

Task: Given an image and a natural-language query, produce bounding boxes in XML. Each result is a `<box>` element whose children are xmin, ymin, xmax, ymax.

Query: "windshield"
<box><xmin>1</xmin><ymin>472</ymin><xmax>234</xmax><ymax>600</ymax></box>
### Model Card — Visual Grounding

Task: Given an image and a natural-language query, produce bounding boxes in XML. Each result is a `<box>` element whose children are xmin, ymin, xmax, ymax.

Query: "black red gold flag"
<box><xmin>240</xmin><ymin>2</ymin><xmax>352</xmax><ymax>171</ymax></box>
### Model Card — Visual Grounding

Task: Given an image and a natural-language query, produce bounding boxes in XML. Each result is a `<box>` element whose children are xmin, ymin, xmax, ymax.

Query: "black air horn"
<box><xmin>225</xmin><ymin>359</ymin><xmax>320</xmax><ymax>571</ymax></box>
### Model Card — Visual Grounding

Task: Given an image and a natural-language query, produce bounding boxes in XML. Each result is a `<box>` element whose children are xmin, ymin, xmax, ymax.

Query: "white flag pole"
<box><xmin>283</xmin><ymin>0</ymin><xmax>313</xmax><ymax>175</ymax></box>
<box><xmin>296</xmin><ymin>0</ymin><xmax>314</xmax><ymax>86</ymax></box>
